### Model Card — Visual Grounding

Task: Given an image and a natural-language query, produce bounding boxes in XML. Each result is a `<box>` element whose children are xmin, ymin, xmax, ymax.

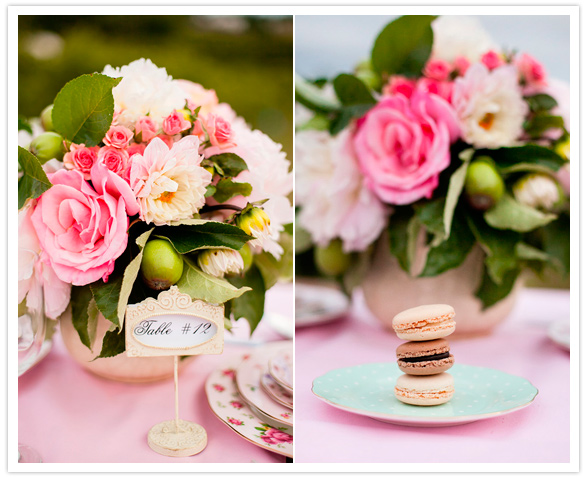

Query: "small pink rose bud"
<box><xmin>134</xmin><ymin>116</ymin><xmax>158</xmax><ymax>143</ymax></box>
<box><xmin>97</xmin><ymin>146</ymin><xmax>130</xmax><ymax>177</ymax></box>
<box><xmin>103</xmin><ymin>125</ymin><xmax>133</xmax><ymax>148</ymax></box>
<box><xmin>382</xmin><ymin>75</ymin><xmax>416</xmax><ymax>98</ymax></box>
<box><xmin>162</xmin><ymin>109</ymin><xmax>192</xmax><ymax>136</ymax></box>
<box><xmin>206</xmin><ymin>114</ymin><xmax>236</xmax><ymax>149</ymax></box>
<box><xmin>423</xmin><ymin>59</ymin><xmax>452</xmax><ymax>81</ymax></box>
<box><xmin>63</xmin><ymin>143</ymin><xmax>99</xmax><ymax>180</ymax></box>
<box><xmin>453</xmin><ymin>56</ymin><xmax>471</xmax><ymax>76</ymax></box>
<box><xmin>481</xmin><ymin>50</ymin><xmax>505</xmax><ymax>71</ymax></box>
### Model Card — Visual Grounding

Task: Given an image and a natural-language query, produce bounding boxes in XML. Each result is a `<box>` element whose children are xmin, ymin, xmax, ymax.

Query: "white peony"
<box><xmin>130</xmin><ymin>136</ymin><xmax>212</xmax><ymax>226</ymax></box>
<box><xmin>432</xmin><ymin>16</ymin><xmax>497</xmax><ymax>63</ymax></box>
<box><xmin>198</xmin><ymin>249</ymin><xmax>244</xmax><ymax>278</ymax></box>
<box><xmin>102</xmin><ymin>58</ymin><xmax>188</xmax><ymax>128</ymax></box>
<box><xmin>513</xmin><ymin>173</ymin><xmax>562</xmax><ymax>210</ymax></box>
<box><xmin>295</xmin><ymin>128</ymin><xmax>387</xmax><ymax>253</ymax></box>
<box><xmin>452</xmin><ymin>64</ymin><xmax>528</xmax><ymax>149</ymax></box>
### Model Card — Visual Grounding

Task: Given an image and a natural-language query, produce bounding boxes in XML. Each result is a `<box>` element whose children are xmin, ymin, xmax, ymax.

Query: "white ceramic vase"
<box><xmin>60</xmin><ymin>307</ymin><xmax>194</xmax><ymax>383</ymax></box>
<box><xmin>361</xmin><ymin>233</ymin><xmax>523</xmax><ymax>338</ymax></box>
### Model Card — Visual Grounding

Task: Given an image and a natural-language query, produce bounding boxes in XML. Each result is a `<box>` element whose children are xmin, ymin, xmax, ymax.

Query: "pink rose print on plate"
<box><xmin>222</xmin><ymin>369</ymin><xmax>236</xmax><ymax>379</ymax></box>
<box><xmin>213</xmin><ymin>384</ymin><xmax>225</xmax><ymax>392</ymax></box>
<box><xmin>258</xmin><ymin>427</ymin><xmax>293</xmax><ymax>445</ymax></box>
<box><xmin>228</xmin><ymin>418</ymin><xmax>244</xmax><ymax>426</ymax></box>
<box><xmin>280</xmin><ymin>413</ymin><xmax>291</xmax><ymax>419</ymax></box>
<box><xmin>230</xmin><ymin>400</ymin><xmax>244</xmax><ymax>409</ymax></box>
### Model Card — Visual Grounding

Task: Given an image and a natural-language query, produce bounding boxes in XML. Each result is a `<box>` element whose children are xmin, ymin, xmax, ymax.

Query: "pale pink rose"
<box><xmin>423</xmin><ymin>59</ymin><xmax>452</xmax><ymax>81</ymax></box>
<box><xmin>162</xmin><ymin>109</ymin><xmax>191</xmax><ymax>136</ymax></box>
<box><xmin>481</xmin><ymin>50</ymin><xmax>505</xmax><ymax>71</ymax></box>
<box><xmin>130</xmin><ymin>136</ymin><xmax>211</xmax><ymax>225</ymax></box>
<box><xmin>415</xmin><ymin>78</ymin><xmax>453</xmax><ymax>103</ymax></box>
<box><xmin>103</xmin><ymin>125</ymin><xmax>133</xmax><ymax>148</ymax></box>
<box><xmin>97</xmin><ymin>146</ymin><xmax>130</xmax><ymax>177</ymax></box>
<box><xmin>205</xmin><ymin>114</ymin><xmax>236</xmax><ymax>149</ymax></box>
<box><xmin>63</xmin><ymin>143</ymin><xmax>98</xmax><ymax>180</ymax></box>
<box><xmin>175</xmin><ymin>79</ymin><xmax>219</xmax><ymax>116</ymax></box>
<box><xmin>382</xmin><ymin>76</ymin><xmax>416</xmax><ymax>98</ymax></box>
<box><xmin>453</xmin><ymin>56</ymin><xmax>471</xmax><ymax>76</ymax></box>
<box><xmin>30</xmin><ymin>163</ymin><xmax>139</xmax><ymax>286</ymax></box>
<box><xmin>261</xmin><ymin>428</ymin><xmax>292</xmax><ymax>445</ymax></box>
<box><xmin>354</xmin><ymin>93</ymin><xmax>460</xmax><ymax>205</ymax></box>
<box><xmin>134</xmin><ymin>116</ymin><xmax>158</xmax><ymax>143</ymax></box>
<box><xmin>515</xmin><ymin>53</ymin><xmax>547</xmax><ymax>94</ymax></box>
<box><xmin>18</xmin><ymin>200</ymin><xmax>71</xmax><ymax>319</ymax></box>
<box><xmin>126</xmin><ymin>142</ymin><xmax>146</xmax><ymax>158</ymax></box>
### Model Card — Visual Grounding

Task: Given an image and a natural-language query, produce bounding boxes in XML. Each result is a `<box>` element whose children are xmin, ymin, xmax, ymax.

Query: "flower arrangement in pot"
<box><xmin>295</xmin><ymin>16</ymin><xmax>570</xmax><ymax>336</ymax></box>
<box><xmin>18</xmin><ymin>59</ymin><xmax>292</xmax><ymax>380</ymax></box>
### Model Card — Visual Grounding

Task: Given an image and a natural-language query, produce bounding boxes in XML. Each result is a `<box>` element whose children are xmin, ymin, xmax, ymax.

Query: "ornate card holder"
<box><xmin>126</xmin><ymin>286</ymin><xmax>224</xmax><ymax>457</ymax></box>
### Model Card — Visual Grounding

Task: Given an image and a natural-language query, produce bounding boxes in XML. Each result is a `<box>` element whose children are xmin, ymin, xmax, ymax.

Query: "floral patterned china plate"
<box><xmin>268</xmin><ymin>350</ymin><xmax>293</xmax><ymax>392</ymax></box>
<box><xmin>235</xmin><ymin>341</ymin><xmax>294</xmax><ymax>425</ymax></box>
<box><xmin>261</xmin><ymin>373</ymin><xmax>294</xmax><ymax>409</ymax></box>
<box><xmin>295</xmin><ymin>282</ymin><xmax>350</xmax><ymax>328</ymax></box>
<box><xmin>312</xmin><ymin>363</ymin><xmax>538</xmax><ymax>427</ymax></box>
<box><xmin>205</xmin><ymin>353</ymin><xmax>293</xmax><ymax>458</ymax></box>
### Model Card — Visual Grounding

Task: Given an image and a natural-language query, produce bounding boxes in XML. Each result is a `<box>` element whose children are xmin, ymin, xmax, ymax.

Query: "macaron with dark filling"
<box><xmin>396</xmin><ymin>338</ymin><xmax>454</xmax><ymax>375</ymax></box>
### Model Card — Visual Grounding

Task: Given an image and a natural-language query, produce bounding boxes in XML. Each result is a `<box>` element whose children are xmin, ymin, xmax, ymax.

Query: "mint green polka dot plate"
<box><xmin>312</xmin><ymin>363</ymin><xmax>538</xmax><ymax>427</ymax></box>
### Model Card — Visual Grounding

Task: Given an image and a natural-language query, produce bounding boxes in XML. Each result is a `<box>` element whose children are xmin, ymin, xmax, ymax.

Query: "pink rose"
<box><xmin>162</xmin><ymin>110</ymin><xmax>191</xmax><ymax>136</ymax></box>
<box><xmin>228</xmin><ymin>418</ymin><xmax>243</xmax><ymax>426</ymax></box>
<box><xmin>515</xmin><ymin>53</ymin><xmax>547</xmax><ymax>93</ymax></box>
<box><xmin>126</xmin><ymin>142</ymin><xmax>146</xmax><ymax>158</ymax></box>
<box><xmin>103</xmin><ymin>125</ymin><xmax>133</xmax><ymax>148</ymax></box>
<box><xmin>354</xmin><ymin>93</ymin><xmax>460</xmax><ymax>205</ymax></box>
<box><xmin>63</xmin><ymin>143</ymin><xmax>98</xmax><ymax>180</ymax></box>
<box><xmin>481</xmin><ymin>50</ymin><xmax>505</xmax><ymax>71</ymax></box>
<box><xmin>261</xmin><ymin>428</ymin><xmax>292</xmax><ymax>445</ymax></box>
<box><xmin>30</xmin><ymin>163</ymin><xmax>139</xmax><ymax>286</ymax></box>
<box><xmin>382</xmin><ymin>76</ymin><xmax>416</xmax><ymax>98</ymax></box>
<box><xmin>423</xmin><ymin>59</ymin><xmax>452</xmax><ymax>81</ymax></box>
<box><xmin>134</xmin><ymin>116</ymin><xmax>158</xmax><ymax>143</ymax></box>
<box><xmin>453</xmin><ymin>56</ymin><xmax>471</xmax><ymax>76</ymax></box>
<box><xmin>230</xmin><ymin>400</ymin><xmax>243</xmax><ymax>409</ymax></box>
<box><xmin>205</xmin><ymin>114</ymin><xmax>236</xmax><ymax>149</ymax></box>
<box><xmin>416</xmin><ymin>78</ymin><xmax>453</xmax><ymax>103</ymax></box>
<box><xmin>213</xmin><ymin>384</ymin><xmax>225</xmax><ymax>392</ymax></box>
<box><xmin>97</xmin><ymin>146</ymin><xmax>130</xmax><ymax>177</ymax></box>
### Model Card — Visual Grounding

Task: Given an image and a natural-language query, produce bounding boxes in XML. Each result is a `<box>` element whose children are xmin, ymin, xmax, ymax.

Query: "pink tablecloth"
<box><xmin>295</xmin><ymin>287</ymin><xmax>571</xmax><ymax>463</ymax></box>
<box><xmin>18</xmin><ymin>284</ymin><xmax>293</xmax><ymax>464</ymax></box>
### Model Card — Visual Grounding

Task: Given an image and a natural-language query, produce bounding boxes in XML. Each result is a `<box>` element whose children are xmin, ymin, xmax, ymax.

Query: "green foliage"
<box><xmin>176</xmin><ymin>257</ymin><xmax>251</xmax><ymax>304</ymax></box>
<box><xmin>227</xmin><ymin>264</ymin><xmax>265</xmax><ymax>334</ymax></box>
<box><xmin>475</xmin><ymin>266</ymin><xmax>521</xmax><ymax>310</ymax></box>
<box><xmin>155</xmin><ymin>222</ymin><xmax>252</xmax><ymax>254</ymax></box>
<box><xmin>18</xmin><ymin>146</ymin><xmax>52</xmax><ymax>209</ymax></box>
<box><xmin>90</xmin><ymin>276</ymin><xmax>123</xmax><ymax>327</ymax></box>
<box><xmin>18</xmin><ymin>116</ymin><xmax>32</xmax><ymax>134</ymax></box>
<box><xmin>333</xmin><ymin>73</ymin><xmax>376</xmax><ymax>106</ymax></box>
<box><xmin>207</xmin><ymin>153</ymin><xmax>249</xmax><ymax>177</ymax></box>
<box><xmin>70</xmin><ymin>285</ymin><xmax>94</xmax><ymax>350</ymax></box>
<box><xmin>524</xmin><ymin>114</ymin><xmax>565</xmax><ymax>139</ymax></box>
<box><xmin>94</xmin><ymin>328</ymin><xmax>126</xmax><ymax>359</ymax></box>
<box><xmin>540</xmin><ymin>213</ymin><xmax>570</xmax><ymax>275</ymax></box>
<box><xmin>525</xmin><ymin>93</ymin><xmax>558</xmax><ymax>113</ymax></box>
<box><xmin>414</xmin><ymin>198</ymin><xmax>445</xmax><ymax>246</ymax></box>
<box><xmin>213</xmin><ymin>178</ymin><xmax>253</xmax><ymax>203</ymax></box>
<box><xmin>482</xmin><ymin>145</ymin><xmax>566</xmax><ymax>173</ymax></box>
<box><xmin>52</xmin><ymin>74</ymin><xmax>121</xmax><ymax>146</ymax></box>
<box><xmin>371</xmin><ymin>15</ymin><xmax>437</xmax><ymax>78</ymax></box>
<box><xmin>388</xmin><ymin>207</ymin><xmax>419</xmax><ymax>274</ymax></box>
<box><xmin>329</xmin><ymin>104</ymin><xmax>373</xmax><ymax>135</ymax></box>
<box><xmin>254</xmin><ymin>232</ymin><xmax>293</xmax><ymax>289</ymax></box>
<box><xmin>484</xmin><ymin>194</ymin><xmax>557</xmax><ymax>232</ymax></box>
<box><xmin>444</xmin><ymin>150</ymin><xmax>472</xmax><ymax>238</ymax></box>
<box><xmin>295</xmin><ymin>74</ymin><xmax>340</xmax><ymax>113</ymax></box>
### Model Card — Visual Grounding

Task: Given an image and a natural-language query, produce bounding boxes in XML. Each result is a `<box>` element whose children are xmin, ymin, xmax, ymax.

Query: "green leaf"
<box><xmin>329</xmin><ymin>104</ymin><xmax>374</xmax><ymax>135</ymax></box>
<box><xmin>18</xmin><ymin>146</ymin><xmax>52</xmax><ymax>209</ymax></box>
<box><xmin>18</xmin><ymin>117</ymin><xmax>33</xmax><ymax>134</ymax></box>
<box><xmin>227</xmin><ymin>265</ymin><xmax>265</xmax><ymax>334</ymax></box>
<box><xmin>475</xmin><ymin>266</ymin><xmax>521</xmax><ymax>310</ymax></box>
<box><xmin>213</xmin><ymin>178</ymin><xmax>253</xmax><ymax>203</ymax></box>
<box><xmin>296</xmin><ymin>114</ymin><xmax>330</xmax><ymax>132</ymax></box>
<box><xmin>483</xmin><ymin>145</ymin><xmax>566</xmax><ymax>173</ymax></box>
<box><xmin>208</xmin><ymin>153</ymin><xmax>249</xmax><ymax>178</ymax></box>
<box><xmin>176</xmin><ymin>257</ymin><xmax>251</xmax><ymax>304</ymax></box>
<box><xmin>466</xmin><ymin>213</ymin><xmax>520</xmax><ymax>284</ymax></box>
<box><xmin>205</xmin><ymin>185</ymin><xmax>216</xmax><ymax>198</ymax></box>
<box><xmin>484</xmin><ymin>194</ymin><xmax>557</xmax><ymax>232</ymax></box>
<box><xmin>419</xmin><ymin>210</ymin><xmax>475</xmax><ymax>277</ymax></box>
<box><xmin>155</xmin><ymin>222</ymin><xmax>253</xmax><ymax>254</ymax></box>
<box><xmin>499</xmin><ymin>163</ymin><xmax>560</xmax><ymax>176</ymax></box>
<box><xmin>524</xmin><ymin>114</ymin><xmax>565</xmax><ymax>138</ymax></box>
<box><xmin>443</xmin><ymin>150</ymin><xmax>473</xmax><ymax>239</ymax></box>
<box><xmin>90</xmin><ymin>275</ymin><xmax>123</xmax><ymax>327</ymax></box>
<box><xmin>540</xmin><ymin>213</ymin><xmax>570</xmax><ymax>275</ymax></box>
<box><xmin>515</xmin><ymin>242</ymin><xmax>551</xmax><ymax>262</ymax></box>
<box><xmin>388</xmin><ymin>207</ymin><xmax>419</xmax><ymax>274</ymax></box>
<box><xmin>94</xmin><ymin>328</ymin><xmax>126</xmax><ymax>359</ymax></box>
<box><xmin>414</xmin><ymin>198</ymin><xmax>445</xmax><ymax>246</ymax></box>
<box><xmin>117</xmin><ymin>228</ymin><xmax>153</xmax><ymax>329</ymax></box>
<box><xmin>525</xmin><ymin>93</ymin><xmax>558</xmax><ymax>113</ymax></box>
<box><xmin>295</xmin><ymin>74</ymin><xmax>341</xmax><ymax>113</ymax></box>
<box><xmin>333</xmin><ymin>74</ymin><xmax>376</xmax><ymax>106</ymax></box>
<box><xmin>52</xmin><ymin>73</ymin><xmax>121</xmax><ymax>146</ymax></box>
<box><xmin>70</xmin><ymin>285</ymin><xmax>94</xmax><ymax>350</ymax></box>
<box><xmin>371</xmin><ymin>15</ymin><xmax>437</xmax><ymax>78</ymax></box>
<box><xmin>87</xmin><ymin>298</ymin><xmax>100</xmax><ymax>351</ymax></box>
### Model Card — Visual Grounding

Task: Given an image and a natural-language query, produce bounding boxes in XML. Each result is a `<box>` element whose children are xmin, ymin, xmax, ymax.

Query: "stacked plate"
<box><xmin>206</xmin><ymin>341</ymin><xmax>293</xmax><ymax>458</ymax></box>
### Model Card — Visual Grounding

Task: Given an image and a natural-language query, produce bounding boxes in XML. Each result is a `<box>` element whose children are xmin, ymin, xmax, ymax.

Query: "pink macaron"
<box><xmin>392</xmin><ymin>304</ymin><xmax>456</xmax><ymax>341</ymax></box>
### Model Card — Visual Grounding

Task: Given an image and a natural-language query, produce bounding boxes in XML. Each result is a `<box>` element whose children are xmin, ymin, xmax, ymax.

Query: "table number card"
<box><xmin>125</xmin><ymin>286</ymin><xmax>224</xmax><ymax>457</ymax></box>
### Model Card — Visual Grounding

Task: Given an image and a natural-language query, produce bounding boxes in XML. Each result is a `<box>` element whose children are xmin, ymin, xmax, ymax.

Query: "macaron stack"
<box><xmin>392</xmin><ymin>304</ymin><xmax>456</xmax><ymax>406</ymax></box>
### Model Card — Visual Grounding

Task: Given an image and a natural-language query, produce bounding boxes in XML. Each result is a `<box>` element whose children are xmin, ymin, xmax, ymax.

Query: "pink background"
<box><xmin>295</xmin><ymin>287</ymin><xmax>570</xmax><ymax>463</ymax></box>
<box><xmin>18</xmin><ymin>284</ymin><xmax>293</xmax><ymax>464</ymax></box>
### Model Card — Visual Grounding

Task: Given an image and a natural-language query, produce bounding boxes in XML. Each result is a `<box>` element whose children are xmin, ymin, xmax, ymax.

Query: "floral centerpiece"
<box><xmin>19</xmin><ymin>58</ymin><xmax>292</xmax><ymax>362</ymax></box>
<box><xmin>295</xmin><ymin>16</ymin><xmax>570</xmax><ymax>333</ymax></box>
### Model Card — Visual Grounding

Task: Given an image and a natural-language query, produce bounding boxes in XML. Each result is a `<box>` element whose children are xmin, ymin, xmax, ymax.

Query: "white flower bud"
<box><xmin>197</xmin><ymin>249</ymin><xmax>244</xmax><ymax>278</ymax></box>
<box><xmin>513</xmin><ymin>173</ymin><xmax>562</xmax><ymax>211</ymax></box>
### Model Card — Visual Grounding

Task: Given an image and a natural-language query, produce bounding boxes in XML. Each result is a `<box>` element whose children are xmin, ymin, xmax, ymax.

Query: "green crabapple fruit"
<box><xmin>29</xmin><ymin>132</ymin><xmax>65</xmax><ymax>163</ymax></box>
<box><xmin>464</xmin><ymin>158</ymin><xmax>505</xmax><ymax>211</ymax></box>
<box><xmin>140</xmin><ymin>239</ymin><xmax>184</xmax><ymax>290</ymax></box>
<box><xmin>314</xmin><ymin>240</ymin><xmax>351</xmax><ymax>277</ymax></box>
<box><xmin>40</xmin><ymin>104</ymin><xmax>54</xmax><ymax>131</ymax></box>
